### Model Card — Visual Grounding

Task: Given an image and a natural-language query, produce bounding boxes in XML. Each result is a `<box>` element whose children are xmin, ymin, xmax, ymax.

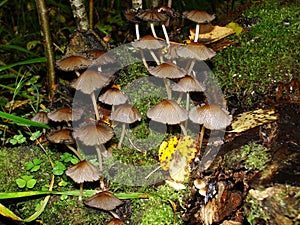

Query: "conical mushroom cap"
<box><xmin>172</xmin><ymin>75</ymin><xmax>205</xmax><ymax>92</ymax></box>
<box><xmin>71</xmin><ymin>69</ymin><xmax>114</xmax><ymax>94</ymax></box>
<box><xmin>137</xmin><ymin>9</ymin><xmax>168</xmax><ymax>22</ymax></box>
<box><xmin>47</xmin><ymin>129</ymin><xmax>74</xmax><ymax>144</ymax></box>
<box><xmin>110</xmin><ymin>104</ymin><xmax>142</xmax><ymax>124</ymax></box>
<box><xmin>132</xmin><ymin>35</ymin><xmax>165</xmax><ymax>50</ymax></box>
<box><xmin>56</xmin><ymin>55</ymin><xmax>92</xmax><ymax>71</ymax></box>
<box><xmin>183</xmin><ymin>10</ymin><xmax>215</xmax><ymax>23</ymax></box>
<box><xmin>73</xmin><ymin>123</ymin><xmax>114</xmax><ymax>146</ymax></box>
<box><xmin>189</xmin><ymin>104</ymin><xmax>232</xmax><ymax>130</ymax></box>
<box><xmin>176</xmin><ymin>42</ymin><xmax>216</xmax><ymax>60</ymax></box>
<box><xmin>84</xmin><ymin>191</ymin><xmax>123</xmax><ymax>211</ymax></box>
<box><xmin>147</xmin><ymin>99</ymin><xmax>188</xmax><ymax>125</ymax></box>
<box><xmin>148</xmin><ymin>62</ymin><xmax>186</xmax><ymax>79</ymax></box>
<box><xmin>31</xmin><ymin>112</ymin><xmax>49</xmax><ymax>124</ymax></box>
<box><xmin>66</xmin><ymin>160</ymin><xmax>101</xmax><ymax>183</ymax></box>
<box><xmin>99</xmin><ymin>88</ymin><xmax>128</xmax><ymax>106</ymax></box>
<box><xmin>47</xmin><ymin>107</ymin><xmax>82</xmax><ymax>122</ymax></box>
<box><xmin>124</xmin><ymin>8</ymin><xmax>141</xmax><ymax>23</ymax></box>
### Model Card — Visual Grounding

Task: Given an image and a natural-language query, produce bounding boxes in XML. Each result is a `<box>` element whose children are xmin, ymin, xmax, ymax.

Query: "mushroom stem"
<box><xmin>164</xmin><ymin>78</ymin><xmax>172</xmax><ymax>99</ymax></box>
<box><xmin>161</xmin><ymin>24</ymin><xmax>170</xmax><ymax>46</ymax></box>
<box><xmin>90</xmin><ymin>92</ymin><xmax>100</xmax><ymax>121</ymax></box>
<box><xmin>177</xmin><ymin>92</ymin><xmax>184</xmax><ymax>103</ymax></box>
<box><xmin>186</xmin><ymin>59</ymin><xmax>196</xmax><ymax>76</ymax></box>
<box><xmin>150</xmin><ymin>23</ymin><xmax>157</xmax><ymax>38</ymax></box>
<box><xmin>135</xmin><ymin>23</ymin><xmax>140</xmax><ymax>40</ymax></box>
<box><xmin>198</xmin><ymin>125</ymin><xmax>205</xmax><ymax>152</ymax></box>
<box><xmin>66</xmin><ymin>144</ymin><xmax>83</xmax><ymax>161</ymax></box>
<box><xmin>179</xmin><ymin>122</ymin><xmax>187</xmax><ymax>135</ymax></box>
<box><xmin>79</xmin><ymin>183</ymin><xmax>83</xmax><ymax>202</ymax></box>
<box><xmin>140</xmin><ymin>50</ymin><xmax>149</xmax><ymax>69</ymax></box>
<box><xmin>95</xmin><ymin>145</ymin><xmax>103</xmax><ymax>172</ymax></box>
<box><xmin>194</xmin><ymin>24</ymin><xmax>200</xmax><ymax>42</ymax></box>
<box><xmin>149</xmin><ymin>50</ymin><xmax>160</xmax><ymax>65</ymax></box>
<box><xmin>118</xmin><ymin>123</ymin><xmax>126</xmax><ymax>149</ymax></box>
<box><xmin>184</xmin><ymin>93</ymin><xmax>190</xmax><ymax>129</ymax></box>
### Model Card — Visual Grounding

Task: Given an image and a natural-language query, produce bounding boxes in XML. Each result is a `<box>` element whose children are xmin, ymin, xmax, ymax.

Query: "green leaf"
<box><xmin>0</xmin><ymin>111</ymin><xmax>50</xmax><ymax>129</ymax></box>
<box><xmin>26</xmin><ymin>179</ymin><xmax>37</xmax><ymax>189</ymax></box>
<box><xmin>25</xmin><ymin>161</ymin><xmax>34</xmax><ymax>171</ymax></box>
<box><xmin>52</xmin><ymin>161</ymin><xmax>66</xmax><ymax>176</ymax></box>
<box><xmin>30</xmin><ymin>131</ymin><xmax>42</xmax><ymax>141</ymax></box>
<box><xmin>16</xmin><ymin>178</ymin><xmax>26</xmax><ymax>188</ymax></box>
<box><xmin>30</xmin><ymin>165</ymin><xmax>40</xmax><ymax>172</ymax></box>
<box><xmin>21</xmin><ymin>175</ymin><xmax>34</xmax><ymax>181</ymax></box>
<box><xmin>0</xmin><ymin>57</ymin><xmax>47</xmax><ymax>72</ymax></box>
<box><xmin>70</xmin><ymin>157</ymin><xmax>80</xmax><ymax>164</ymax></box>
<box><xmin>33</xmin><ymin>158</ymin><xmax>42</xmax><ymax>165</ymax></box>
<box><xmin>0</xmin><ymin>203</ymin><xmax>22</xmax><ymax>221</ymax></box>
<box><xmin>9</xmin><ymin>138</ymin><xmax>17</xmax><ymax>145</ymax></box>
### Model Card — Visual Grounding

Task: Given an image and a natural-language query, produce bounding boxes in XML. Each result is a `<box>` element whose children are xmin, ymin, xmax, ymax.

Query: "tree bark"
<box><xmin>69</xmin><ymin>0</ymin><xmax>89</xmax><ymax>31</ymax></box>
<box><xmin>35</xmin><ymin>0</ymin><xmax>56</xmax><ymax>100</ymax></box>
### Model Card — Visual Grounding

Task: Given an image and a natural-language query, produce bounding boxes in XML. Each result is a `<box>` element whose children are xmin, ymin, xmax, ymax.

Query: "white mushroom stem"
<box><xmin>118</xmin><ymin>123</ymin><xmax>126</xmax><ymax>149</ymax></box>
<box><xmin>179</xmin><ymin>122</ymin><xmax>187</xmax><ymax>135</ymax></box>
<box><xmin>90</xmin><ymin>92</ymin><xmax>100</xmax><ymax>121</ymax></box>
<box><xmin>95</xmin><ymin>144</ymin><xmax>105</xmax><ymax>190</ymax></box>
<box><xmin>79</xmin><ymin>183</ymin><xmax>83</xmax><ymax>202</ymax></box>
<box><xmin>164</xmin><ymin>78</ymin><xmax>172</xmax><ymax>99</ymax></box>
<box><xmin>135</xmin><ymin>23</ymin><xmax>140</xmax><ymax>40</ymax></box>
<box><xmin>145</xmin><ymin>165</ymin><xmax>162</xmax><ymax>179</ymax></box>
<box><xmin>161</xmin><ymin>24</ymin><xmax>170</xmax><ymax>46</ymax></box>
<box><xmin>149</xmin><ymin>50</ymin><xmax>160</xmax><ymax>65</ymax></box>
<box><xmin>194</xmin><ymin>24</ymin><xmax>200</xmax><ymax>42</ymax></box>
<box><xmin>150</xmin><ymin>23</ymin><xmax>157</xmax><ymax>38</ymax></box>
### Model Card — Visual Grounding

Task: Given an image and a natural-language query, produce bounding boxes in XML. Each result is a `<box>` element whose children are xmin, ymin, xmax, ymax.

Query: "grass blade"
<box><xmin>0</xmin><ymin>111</ymin><xmax>50</xmax><ymax>129</ymax></box>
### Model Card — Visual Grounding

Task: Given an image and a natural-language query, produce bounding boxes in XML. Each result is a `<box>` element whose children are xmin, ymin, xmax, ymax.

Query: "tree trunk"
<box><xmin>69</xmin><ymin>0</ymin><xmax>89</xmax><ymax>31</ymax></box>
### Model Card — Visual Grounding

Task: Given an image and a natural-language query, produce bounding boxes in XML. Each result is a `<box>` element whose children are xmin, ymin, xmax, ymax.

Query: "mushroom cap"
<box><xmin>85</xmin><ymin>49</ymin><xmax>107</xmax><ymax>60</ymax></box>
<box><xmin>189</xmin><ymin>104</ymin><xmax>232</xmax><ymax>130</ymax></box>
<box><xmin>172</xmin><ymin>75</ymin><xmax>205</xmax><ymax>92</ymax></box>
<box><xmin>148</xmin><ymin>62</ymin><xmax>186</xmax><ymax>79</ymax></box>
<box><xmin>124</xmin><ymin>8</ymin><xmax>142</xmax><ymax>23</ymax></box>
<box><xmin>98</xmin><ymin>88</ymin><xmax>128</xmax><ymax>106</ymax></box>
<box><xmin>154</xmin><ymin>6</ymin><xmax>180</xmax><ymax>18</ymax></box>
<box><xmin>182</xmin><ymin>10</ymin><xmax>215</xmax><ymax>23</ymax></box>
<box><xmin>66</xmin><ymin>160</ymin><xmax>101</xmax><ymax>183</ymax></box>
<box><xmin>110</xmin><ymin>104</ymin><xmax>142</xmax><ymax>124</ymax></box>
<box><xmin>47</xmin><ymin>129</ymin><xmax>74</xmax><ymax>144</ymax></box>
<box><xmin>31</xmin><ymin>112</ymin><xmax>49</xmax><ymax>124</ymax></box>
<box><xmin>147</xmin><ymin>99</ymin><xmax>188</xmax><ymax>125</ymax></box>
<box><xmin>71</xmin><ymin>69</ymin><xmax>114</xmax><ymax>94</ymax></box>
<box><xmin>56</xmin><ymin>55</ymin><xmax>92</xmax><ymax>71</ymax></box>
<box><xmin>137</xmin><ymin>9</ymin><xmax>168</xmax><ymax>22</ymax></box>
<box><xmin>84</xmin><ymin>191</ymin><xmax>123</xmax><ymax>211</ymax></box>
<box><xmin>73</xmin><ymin>123</ymin><xmax>114</xmax><ymax>146</ymax></box>
<box><xmin>47</xmin><ymin>107</ymin><xmax>82</xmax><ymax>122</ymax></box>
<box><xmin>175</xmin><ymin>42</ymin><xmax>216</xmax><ymax>60</ymax></box>
<box><xmin>131</xmin><ymin>35</ymin><xmax>165</xmax><ymax>50</ymax></box>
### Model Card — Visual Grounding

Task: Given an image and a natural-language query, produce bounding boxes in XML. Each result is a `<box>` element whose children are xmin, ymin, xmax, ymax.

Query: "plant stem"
<box><xmin>35</xmin><ymin>0</ymin><xmax>56</xmax><ymax>100</ymax></box>
<box><xmin>69</xmin><ymin>0</ymin><xmax>89</xmax><ymax>31</ymax></box>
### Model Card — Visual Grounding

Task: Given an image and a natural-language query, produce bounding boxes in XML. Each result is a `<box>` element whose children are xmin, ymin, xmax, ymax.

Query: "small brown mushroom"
<box><xmin>98</xmin><ymin>85</ymin><xmax>128</xmax><ymax>112</ymax></box>
<box><xmin>56</xmin><ymin>55</ymin><xmax>92</xmax><ymax>77</ymax></box>
<box><xmin>175</xmin><ymin>42</ymin><xmax>216</xmax><ymax>75</ymax></box>
<box><xmin>183</xmin><ymin>10</ymin><xmax>215</xmax><ymax>42</ymax></box>
<box><xmin>148</xmin><ymin>62</ymin><xmax>186</xmax><ymax>99</ymax></box>
<box><xmin>66</xmin><ymin>160</ymin><xmax>101</xmax><ymax>201</ymax></box>
<box><xmin>47</xmin><ymin>129</ymin><xmax>83</xmax><ymax>160</ymax></box>
<box><xmin>124</xmin><ymin>8</ymin><xmax>142</xmax><ymax>40</ymax></box>
<box><xmin>31</xmin><ymin>112</ymin><xmax>49</xmax><ymax>124</ymax></box>
<box><xmin>137</xmin><ymin>9</ymin><xmax>169</xmax><ymax>45</ymax></box>
<box><xmin>110</xmin><ymin>104</ymin><xmax>142</xmax><ymax>149</ymax></box>
<box><xmin>132</xmin><ymin>35</ymin><xmax>165</xmax><ymax>67</ymax></box>
<box><xmin>47</xmin><ymin>107</ymin><xmax>82</xmax><ymax>122</ymax></box>
<box><xmin>147</xmin><ymin>99</ymin><xmax>188</xmax><ymax>135</ymax></box>
<box><xmin>84</xmin><ymin>191</ymin><xmax>123</xmax><ymax>211</ymax></box>
<box><xmin>71</xmin><ymin>69</ymin><xmax>114</xmax><ymax>121</ymax></box>
<box><xmin>189</xmin><ymin>104</ymin><xmax>232</xmax><ymax>153</ymax></box>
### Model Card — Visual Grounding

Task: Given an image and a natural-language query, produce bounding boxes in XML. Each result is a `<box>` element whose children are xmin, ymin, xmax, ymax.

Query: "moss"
<box><xmin>212</xmin><ymin>0</ymin><xmax>300</xmax><ymax>107</ymax></box>
<box><xmin>131</xmin><ymin>184</ymin><xmax>186</xmax><ymax>225</ymax></box>
<box><xmin>224</xmin><ymin>142</ymin><xmax>270</xmax><ymax>171</ymax></box>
